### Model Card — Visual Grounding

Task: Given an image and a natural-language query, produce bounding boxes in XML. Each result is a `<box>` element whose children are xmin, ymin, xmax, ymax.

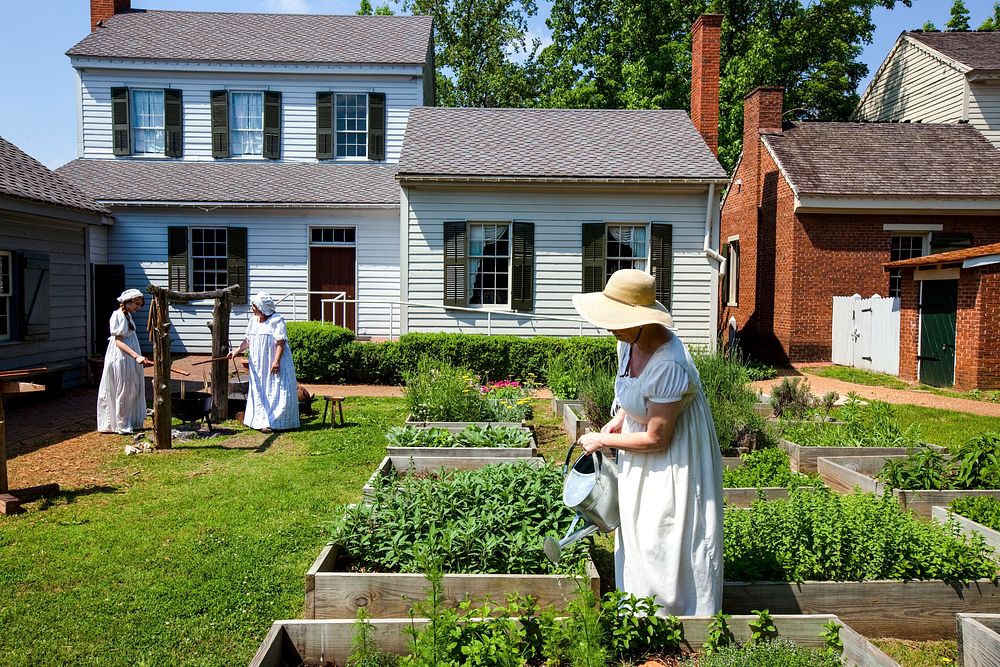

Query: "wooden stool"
<box><xmin>321</xmin><ymin>396</ymin><xmax>345</xmax><ymax>427</ymax></box>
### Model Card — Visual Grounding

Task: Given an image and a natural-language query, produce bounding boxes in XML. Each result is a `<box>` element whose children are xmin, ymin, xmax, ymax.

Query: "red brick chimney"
<box><xmin>743</xmin><ymin>87</ymin><xmax>784</xmax><ymax>150</ymax></box>
<box><xmin>91</xmin><ymin>0</ymin><xmax>131</xmax><ymax>32</ymax></box>
<box><xmin>691</xmin><ymin>14</ymin><xmax>723</xmax><ymax>155</ymax></box>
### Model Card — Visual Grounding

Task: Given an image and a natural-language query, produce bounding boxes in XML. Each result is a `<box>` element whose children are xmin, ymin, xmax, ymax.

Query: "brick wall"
<box><xmin>898</xmin><ymin>269</ymin><xmax>920</xmax><ymax>381</ymax></box>
<box><xmin>691</xmin><ymin>15</ymin><xmax>723</xmax><ymax>155</ymax></box>
<box><xmin>957</xmin><ymin>266</ymin><xmax>1000</xmax><ymax>390</ymax></box>
<box><xmin>90</xmin><ymin>0</ymin><xmax>130</xmax><ymax>31</ymax></box>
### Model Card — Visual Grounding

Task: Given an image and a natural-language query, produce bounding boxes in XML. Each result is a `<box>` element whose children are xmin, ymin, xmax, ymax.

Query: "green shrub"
<box><xmin>693</xmin><ymin>348</ymin><xmax>772</xmax><ymax>455</ymax></box>
<box><xmin>781</xmin><ymin>399</ymin><xmax>922</xmax><ymax>449</ymax></box>
<box><xmin>545</xmin><ymin>353</ymin><xmax>588</xmax><ymax>400</ymax></box>
<box><xmin>950</xmin><ymin>496</ymin><xmax>1000</xmax><ymax>532</ymax></box>
<box><xmin>386</xmin><ymin>425</ymin><xmax>534</xmax><ymax>448</ymax></box>
<box><xmin>771</xmin><ymin>377</ymin><xmax>813</xmax><ymax>419</ymax></box>
<box><xmin>286</xmin><ymin>321</ymin><xmax>356</xmax><ymax>382</ymax></box>
<box><xmin>692</xmin><ymin>638</ymin><xmax>839</xmax><ymax>667</ymax></box>
<box><xmin>877</xmin><ymin>433</ymin><xmax>1000</xmax><ymax>491</ymax></box>
<box><xmin>722</xmin><ymin>448</ymin><xmax>822</xmax><ymax>489</ymax></box>
<box><xmin>403</xmin><ymin>357</ymin><xmax>487</xmax><ymax>422</ymax></box>
<box><xmin>578</xmin><ymin>368</ymin><xmax>616</xmax><ymax>431</ymax></box>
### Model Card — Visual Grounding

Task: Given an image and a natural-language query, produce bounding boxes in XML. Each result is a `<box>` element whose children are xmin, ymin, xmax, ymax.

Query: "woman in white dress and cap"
<box><xmin>572</xmin><ymin>269</ymin><xmax>723</xmax><ymax>616</ymax></box>
<box><xmin>228</xmin><ymin>292</ymin><xmax>300</xmax><ymax>433</ymax></box>
<box><xmin>97</xmin><ymin>288</ymin><xmax>151</xmax><ymax>434</ymax></box>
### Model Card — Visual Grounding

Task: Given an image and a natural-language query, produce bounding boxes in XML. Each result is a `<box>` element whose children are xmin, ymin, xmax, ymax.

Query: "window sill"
<box><xmin>125</xmin><ymin>154</ymin><xmax>173</xmax><ymax>160</ymax></box>
<box><xmin>726</xmin><ymin>301</ymin><xmax>738</xmax><ymax>308</ymax></box>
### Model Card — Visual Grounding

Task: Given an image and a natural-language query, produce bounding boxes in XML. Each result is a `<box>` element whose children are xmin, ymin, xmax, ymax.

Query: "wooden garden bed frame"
<box><xmin>304</xmin><ymin>543</ymin><xmax>600</xmax><ymax>620</ymax></box>
<box><xmin>362</xmin><ymin>455</ymin><xmax>545</xmax><ymax>501</ymax></box>
<box><xmin>550</xmin><ymin>397</ymin><xmax>581</xmax><ymax>419</ymax></box>
<box><xmin>932</xmin><ymin>506</ymin><xmax>1000</xmax><ymax>551</ymax></box>
<box><xmin>720</xmin><ymin>455</ymin><xmax>823</xmax><ymax>507</ymax></box>
<box><xmin>779</xmin><ymin>439</ymin><xmax>936</xmax><ymax>475</ymax></box>
<box><xmin>817</xmin><ymin>454</ymin><xmax>1000</xmax><ymax>517</ymax></box>
<box><xmin>957</xmin><ymin>613</ymin><xmax>1000</xmax><ymax>667</ymax></box>
<box><xmin>385</xmin><ymin>424</ymin><xmax>537</xmax><ymax>459</ymax></box>
<box><xmin>405</xmin><ymin>417</ymin><xmax>526</xmax><ymax>429</ymax></box>
<box><xmin>252</xmin><ymin>614</ymin><xmax>899</xmax><ymax>666</ymax></box>
<box><xmin>562</xmin><ymin>402</ymin><xmax>588</xmax><ymax>443</ymax></box>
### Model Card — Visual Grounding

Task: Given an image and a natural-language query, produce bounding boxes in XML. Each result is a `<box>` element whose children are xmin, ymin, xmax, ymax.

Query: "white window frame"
<box><xmin>229</xmin><ymin>91</ymin><xmax>265</xmax><ymax>158</ymax></box>
<box><xmin>726</xmin><ymin>237</ymin><xmax>740</xmax><ymax>307</ymax></box>
<box><xmin>130</xmin><ymin>88</ymin><xmax>165</xmax><ymax>156</ymax></box>
<box><xmin>309</xmin><ymin>227</ymin><xmax>357</xmax><ymax>247</ymax></box>
<box><xmin>190</xmin><ymin>228</ymin><xmax>229</xmax><ymax>293</ymax></box>
<box><xmin>888</xmin><ymin>234</ymin><xmax>927</xmax><ymax>299</ymax></box>
<box><xmin>0</xmin><ymin>250</ymin><xmax>11</xmax><ymax>342</ymax></box>
<box><xmin>334</xmin><ymin>92</ymin><xmax>368</xmax><ymax>160</ymax></box>
<box><xmin>468</xmin><ymin>222</ymin><xmax>512</xmax><ymax>308</ymax></box>
<box><xmin>605</xmin><ymin>223</ymin><xmax>650</xmax><ymax>281</ymax></box>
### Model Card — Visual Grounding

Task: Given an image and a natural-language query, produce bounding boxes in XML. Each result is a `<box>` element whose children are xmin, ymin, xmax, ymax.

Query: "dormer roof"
<box><xmin>67</xmin><ymin>11</ymin><xmax>433</xmax><ymax>66</ymax></box>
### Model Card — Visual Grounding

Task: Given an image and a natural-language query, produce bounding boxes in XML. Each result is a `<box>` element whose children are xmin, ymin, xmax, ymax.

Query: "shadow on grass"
<box><xmin>36</xmin><ymin>484</ymin><xmax>121</xmax><ymax>511</ymax></box>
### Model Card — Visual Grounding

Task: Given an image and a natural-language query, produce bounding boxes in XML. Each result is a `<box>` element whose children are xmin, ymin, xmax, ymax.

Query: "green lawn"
<box><xmin>805</xmin><ymin>365</ymin><xmax>911</xmax><ymax>390</ymax></box>
<box><xmin>892</xmin><ymin>404</ymin><xmax>1000</xmax><ymax>449</ymax></box>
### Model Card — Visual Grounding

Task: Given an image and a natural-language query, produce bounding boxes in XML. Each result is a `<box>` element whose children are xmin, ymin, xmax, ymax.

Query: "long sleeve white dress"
<box><xmin>96</xmin><ymin>310</ymin><xmax>147</xmax><ymax>434</ymax></box>
<box><xmin>243</xmin><ymin>313</ymin><xmax>300</xmax><ymax>431</ymax></box>
<box><xmin>612</xmin><ymin>335</ymin><xmax>724</xmax><ymax>616</ymax></box>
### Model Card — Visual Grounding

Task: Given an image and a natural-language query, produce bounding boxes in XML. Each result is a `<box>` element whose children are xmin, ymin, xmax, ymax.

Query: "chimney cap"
<box><xmin>694</xmin><ymin>14</ymin><xmax>724</xmax><ymax>27</ymax></box>
<box><xmin>744</xmin><ymin>86</ymin><xmax>785</xmax><ymax>101</ymax></box>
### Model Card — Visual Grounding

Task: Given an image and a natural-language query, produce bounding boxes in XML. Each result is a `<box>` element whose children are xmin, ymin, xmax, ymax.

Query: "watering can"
<box><xmin>543</xmin><ymin>442</ymin><xmax>620</xmax><ymax>564</ymax></box>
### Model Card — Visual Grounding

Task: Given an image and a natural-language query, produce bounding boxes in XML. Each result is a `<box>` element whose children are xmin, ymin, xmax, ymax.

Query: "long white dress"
<box><xmin>96</xmin><ymin>310</ymin><xmax>147</xmax><ymax>434</ymax></box>
<box><xmin>243</xmin><ymin>313</ymin><xmax>300</xmax><ymax>431</ymax></box>
<box><xmin>613</xmin><ymin>335</ymin><xmax>724</xmax><ymax>616</ymax></box>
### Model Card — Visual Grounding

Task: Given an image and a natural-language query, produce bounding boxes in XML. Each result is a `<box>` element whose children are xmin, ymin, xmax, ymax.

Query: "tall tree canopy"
<box><xmin>980</xmin><ymin>2</ymin><xmax>1000</xmax><ymax>30</ymax></box>
<box><xmin>947</xmin><ymin>0</ymin><xmax>971</xmax><ymax>30</ymax></box>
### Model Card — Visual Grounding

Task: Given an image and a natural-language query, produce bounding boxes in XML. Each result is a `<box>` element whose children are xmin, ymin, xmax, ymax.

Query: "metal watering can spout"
<box><xmin>543</xmin><ymin>442</ymin><xmax>620</xmax><ymax>564</ymax></box>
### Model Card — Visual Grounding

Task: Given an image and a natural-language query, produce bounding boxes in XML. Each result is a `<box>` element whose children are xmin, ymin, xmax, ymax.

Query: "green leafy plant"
<box><xmin>577</xmin><ymin>367</ymin><xmax>616</xmax><ymax>432</ymax></box>
<box><xmin>877</xmin><ymin>434</ymin><xmax>1000</xmax><ymax>491</ymax></box>
<box><xmin>693</xmin><ymin>638</ymin><xmax>840</xmax><ymax>667</ymax></box>
<box><xmin>771</xmin><ymin>377</ymin><xmax>814</xmax><ymax>419</ymax></box>
<box><xmin>781</xmin><ymin>398</ymin><xmax>922</xmax><ymax>449</ymax></box>
<box><xmin>722</xmin><ymin>448</ymin><xmax>824</xmax><ymax>489</ymax></box>
<box><xmin>820</xmin><ymin>619</ymin><xmax>843</xmax><ymax>659</ymax></box>
<box><xmin>950</xmin><ymin>496</ymin><xmax>1000</xmax><ymax>532</ymax></box>
<box><xmin>748</xmin><ymin>609</ymin><xmax>777</xmax><ymax>644</ymax></box>
<box><xmin>703</xmin><ymin>611</ymin><xmax>735</xmax><ymax>655</ymax></box>
<box><xmin>546</xmin><ymin>353</ymin><xmax>591</xmax><ymax>400</ymax></box>
<box><xmin>599</xmin><ymin>591</ymin><xmax>682</xmax><ymax>661</ymax></box>
<box><xmin>385</xmin><ymin>425</ymin><xmax>534</xmax><ymax>449</ymax></box>
<box><xmin>348</xmin><ymin>608</ymin><xmax>400</xmax><ymax>667</ymax></box>
<box><xmin>692</xmin><ymin>347</ymin><xmax>773</xmax><ymax>455</ymax></box>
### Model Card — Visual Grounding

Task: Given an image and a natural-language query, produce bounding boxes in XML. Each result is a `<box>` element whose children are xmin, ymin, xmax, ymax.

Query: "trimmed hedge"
<box><xmin>286</xmin><ymin>323</ymin><xmax>616</xmax><ymax>384</ymax></box>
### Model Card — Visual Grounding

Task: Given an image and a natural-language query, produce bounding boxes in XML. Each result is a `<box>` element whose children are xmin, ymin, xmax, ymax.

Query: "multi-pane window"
<box><xmin>726</xmin><ymin>240</ymin><xmax>740</xmax><ymax>305</ymax></box>
<box><xmin>310</xmin><ymin>227</ymin><xmax>357</xmax><ymax>245</ymax></box>
<box><xmin>131</xmin><ymin>89</ymin><xmax>165</xmax><ymax>155</ymax></box>
<box><xmin>230</xmin><ymin>92</ymin><xmax>264</xmax><ymax>156</ymax></box>
<box><xmin>0</xmin><ymin>251</ymin><xmax>11</xmax><ymax>340</ymax></box>
<box><xmin>191</xmin><ymin>228</ymin><xmax>228</xmax><ymax>292</ymax></box>
<box><xmin>889</xmin><ymin>235</ymin><xmax>924</xmax><ymax>298</ymax></box>
<box><xmin>606</xmin><ymin>225</ymin><xmax>647</xmax><ymax>280</ymax></box>
<box><xmin>469</xmin><ymin>223</ymin><xmax>510</xmax><ymax>306</ymax></box>
<box><xmin>335</xmin><ymin>93</ymin><xmax>367</xmax><ymax>158</ymax></box>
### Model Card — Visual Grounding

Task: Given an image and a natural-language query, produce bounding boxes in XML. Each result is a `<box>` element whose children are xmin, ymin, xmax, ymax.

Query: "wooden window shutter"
<box><xmin>367</xmin><ymin>92</ymin><xmax>386</xmax><ymax>161</ymax></box>
<box><xmin>168</xmin><ymin>226</ymin><xmax>189</xmax><ymax>292</ymax></box>
<box><xmin>316</xmin><ymin>92</ymin><xmax>333</xmax><ymax>160</ymax></box>
<box><xmin>164</xmin><ymin>89</ymin><xmax>183</xmax><ymax>158</ymax></box>
<box><xmin>210</xmin><ymin>90</ymin><xmax>229</xmax><ymax>158</ymax></box>
<box><xmin>19</xmin><ymin>252</ymin><xmax>50</xmax><ymax>340</ymax></box>
<box><xmin>111</xmin><ymin>87</ymin><xmax>131</xmax><ymax>156</ymax></box>
<box><xmin>720</xmin><ymin>243</ymin><xmax>730</xmax><ymax>306</ymax></box>
<box><xmin>264</xmin><ymin>91</ymin><xmax>282</xmax><ymax>160</ymax></box>
<box><xmin>511</xmin><ymin>222</ymin><xmax>534</xmax><ymax>312</ymax></box>
<box><xmin>581</xmin><ymin>223</ymin><xmax>606</xmax><ymax>293</ymax></box>
<box><xmin>650</xmin><ymin>223</ymin><xmax>673</xmax><ymax>310</ymax></box>
<box><xmin>227</xmin><ymin>227</ymin><xmax>248</xmax><ymax>305</ymax></box>
<box><xmin>443</xmin><ymin>221</ymin><xmax>467</xmax><ymax>307</ymax></box>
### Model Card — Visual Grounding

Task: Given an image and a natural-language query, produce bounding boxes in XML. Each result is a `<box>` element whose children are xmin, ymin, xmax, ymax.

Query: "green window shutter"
<box><xmin>367</xmin><ymin>92</ymin><xmax>386</xmax><ymax>161</ymax></box>
<box><xmin>443</xmin><ymin>221</ymin><xmax>467</xmax><ymax>307</ymax></box>
<box><xmin>651</xmin><ymin>223</ymin><xmax>673</xmax><ymax>310</ymax></box>
<box><xmin>168</xmin><ymin>226</ymin><xmax>189</xmax><ymax>292</ymax></box>
<box><xmin>227</xmin><ymin>227</ymin><xmax>248</xmax><ymax>305</ymax></box>
<box><xmin>210</xmin><ymin>90</ymin><xmax>229</xmax><ymax>158</ymax></box>
<box><xmin>316</xmin><ymin>92</ymin><xmax>333</xmax><ymax>160</ymax></box>
<box><xmin>581</xmin><ymin>223</ymin><xmax>606</xmax><ymax>293</ymax></box>
<box><xmin>264</xmin><ymin>91</ymin><xmax>282</xmax><ymax>160</ymax></box>
<box><xmin>720</xmin><ymin>242</ymin><xmax>730</xmax><ymax>306</ymax></box>
<box><xmin>164</xmin><ymin>89</ymin><xmax>183</xmax><ymax>158</ymax></box>
<box><xmin>111</xmin><ymin>87</ymin><xmax>131</xmax><ymax>156</ymax></box>
<box><xmin>19</xmin><ymin>251</ymin><xmax>50</xmax><ymax>340</ymax></box>
<box><xmin>511</xmin><ymin>222</ymin><xmax>534</xmax><ymax>312</ymax></box>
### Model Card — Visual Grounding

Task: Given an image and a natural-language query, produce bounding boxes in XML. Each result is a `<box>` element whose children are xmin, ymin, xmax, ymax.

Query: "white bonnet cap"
<box><xmin>117</xmin><ymin>288</ymin><xmax>144</xmax><ymax>303</ymax></box>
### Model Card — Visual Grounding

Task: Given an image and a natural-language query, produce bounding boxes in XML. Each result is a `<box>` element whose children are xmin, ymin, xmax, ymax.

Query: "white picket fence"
<box><xmin>831</xmin><ymin>294</ymin><xmax>900</xmax><ymax>375</ymax></box>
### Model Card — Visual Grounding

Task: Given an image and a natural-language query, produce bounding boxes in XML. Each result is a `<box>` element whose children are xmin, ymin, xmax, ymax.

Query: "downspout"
<box><xmin>703</xmin><ymin>182</ymin><xmax>723</xmax><ymax>349</ymax></box>
<box><xmin>703</xmin><ymin>182</ymin><xmax>724</xmax><ymax>263</ymax></box>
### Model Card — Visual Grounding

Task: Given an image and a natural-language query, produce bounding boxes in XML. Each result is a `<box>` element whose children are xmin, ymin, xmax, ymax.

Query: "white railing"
<box><xmin>832</xmin><ymin>294</ymin><xmax>900</xmax><ymax>375</ymax></box>
<box><xmin>273</xmin><ymin>291</ymin><xmax>346</xmax><ymax>322</ymax></box>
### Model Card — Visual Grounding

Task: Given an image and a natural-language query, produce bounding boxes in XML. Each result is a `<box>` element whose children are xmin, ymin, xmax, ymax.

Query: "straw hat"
<box><xmin>572</xmin><ymin>269</ymin><xmax>674</xmax><ymax>330</ymax></box>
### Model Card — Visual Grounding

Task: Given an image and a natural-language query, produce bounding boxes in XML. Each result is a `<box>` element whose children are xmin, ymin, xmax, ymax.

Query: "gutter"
<box><xmin>96</xmin><ymin>200</ymin><xmax>400</xmax><ymax>209</ymax></box>
<box><xmin>703</xmin><ymin>182</ymin><xmax>725</xmax><ymax>264</ymax></box>
<box><xmin>395</xmin><ymin>174</ymin><xmax>731</xmax><ymax>186</ymax></box>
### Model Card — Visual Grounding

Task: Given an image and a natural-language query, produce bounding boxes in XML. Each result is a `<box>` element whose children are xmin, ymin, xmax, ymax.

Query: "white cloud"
<box><xmin>258</xmin><ymin>0</ymin><xmax>312</xmax><ymax>13</ymax></box>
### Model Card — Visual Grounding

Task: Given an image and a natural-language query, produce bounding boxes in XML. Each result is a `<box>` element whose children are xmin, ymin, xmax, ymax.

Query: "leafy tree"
<box><xmin>947</xmin><ymin>0</ymin><xmax>971</xmax><ymax>30</ymax></box>
<box><xmin>534</xmin><ymin>0</ymin><xmax>912</xmax><ymax>171</ymax></box>
<box><xmin>357</xmin><ymin>0</ymin><xmax>395</xmax><ymax>14</ymax></box>
<box><xmin>921</xmin><ymin>20</ymin><xmax>938</xmax><ymax>31</ymax></box>
<box><xmin>979</xmin><ymin>2</ymin><xmax>1000</xmax><ymax>30</ymax></box>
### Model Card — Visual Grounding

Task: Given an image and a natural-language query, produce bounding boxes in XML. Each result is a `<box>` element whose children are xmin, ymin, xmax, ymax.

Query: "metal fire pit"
<box><xmin>171</xmin><ymin>391</ymin><xmax>213</xmax><ymax>430</ymax></box>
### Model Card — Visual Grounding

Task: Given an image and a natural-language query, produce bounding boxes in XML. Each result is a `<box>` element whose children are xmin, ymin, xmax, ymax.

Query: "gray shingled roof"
<box><xmin>55</xmin><ymin>159</ymin><xmax>399</xmax><ymax>205</ymax></box>
<box><xmin>762</xmin><ymin>122</ymin><xmax>1000</xmax><ymax>198</ymax></box>
<box><xmin>0</xmin><ymin>137</ymin><xmax>108</xmax><ymax>215</ymax></box>
<box><xmin>396</xmin><ymin>107</ymin><xmax>728</xmax><ymax>181</ymax></box>
<box><xmin>67</xmin><ymin>11</ymin><xmax>433</xmax><ymax>65</ymax></box>
<box><xmin>907</xmin><ymin>31</ymin><xmax>1000</xmax><ymax>71</ymax></box>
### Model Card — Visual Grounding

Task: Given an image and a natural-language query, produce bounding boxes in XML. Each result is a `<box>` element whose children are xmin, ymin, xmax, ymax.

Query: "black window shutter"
<box><xmin>164</xmin><ymin>89</ymin><xmax>183</xmax><ymax>158</ymax></box>
<box><xmin>581</xmin><ymin>223</ymin><xmax>606</xmax><ymax>293</ymax></box>
<box><xmin>19</xmin><ymin>251</ymin><xmax>50</xmax><ymax>340</ymax></box>
<box><xmin>210</xmin><ymin>90</ymin><xmax>229</xmax><ymax>158</ymax></box>
<box><xmin>316</xmin><ymin>92</ymin><xmax>333</xmax><ymax>160</ymax></box>
<box><xmin>651</xmin><ymin>223</ymin><xmax>673</xmax><ymax>310</ymax></box>
<box><xmin>443</xmin><ymin>221</ymin><xmax>467</xmax><ymax>307</ymax></box>
<box><xmin>368</xmin><ymin>92</ymin><xmax>386</xmax><ymax>161</ymax></box>
<box><xmin>511</xmin><ymin>222</ymin><xmax>534</xmax><ymax>312</ymax></box>
<box><xmin>720</xmin><ymin>242</ymin><xmax>730</xmax><ymax>305</ymax></box>
<box><xmin>168</xmin><ymin>227</ymin><xmax>189</xmax><ymax>292</ymax></box>
<box><xmin>227</xmin><ymin>227</ymin><xmax>248</xmax><ymax>305</ymax></box>
<box><xmin>111</xmin><ymin>87</ymin><xmax>131</xmax><ymax>156</ymax></box>
<box><xmin>264</xmin><ymin>91</ymin><xmax>281</xmax><ymax>160</ymax></box>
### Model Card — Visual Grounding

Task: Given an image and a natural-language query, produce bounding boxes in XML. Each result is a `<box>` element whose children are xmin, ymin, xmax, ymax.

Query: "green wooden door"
<box><xmin>919</xmin><ymin>280</ymin><xmax>958</xmax><ymax>387</ymax></box>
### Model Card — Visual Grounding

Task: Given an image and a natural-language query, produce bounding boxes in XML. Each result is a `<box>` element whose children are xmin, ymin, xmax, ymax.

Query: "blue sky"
<box><xmin>1</xmin><ymin>0</ymin><xmax>996</xmax><ymax>169</ymax></box>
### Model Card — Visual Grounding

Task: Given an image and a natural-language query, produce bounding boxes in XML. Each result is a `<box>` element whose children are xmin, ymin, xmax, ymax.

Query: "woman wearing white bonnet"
<box><xmin>572</xmin><ymin>269</ymin><xmax>723</xmax><ymax>616</ymax></box>
<box><xmin>97</xmin><ymin>288</ymin><xmax>151</xmax><ymax>434</ymax></box>
<box><xmin>228</xmin><ymin>292</ymin><xmax>299</xmax><ymax>432</ymax></box>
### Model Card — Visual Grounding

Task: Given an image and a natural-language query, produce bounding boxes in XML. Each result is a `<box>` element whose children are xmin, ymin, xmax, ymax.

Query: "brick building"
<box><xmin>720</xmin><ymin>86</ymin><xmax>1000</xmax><ymax>379</ymax></box>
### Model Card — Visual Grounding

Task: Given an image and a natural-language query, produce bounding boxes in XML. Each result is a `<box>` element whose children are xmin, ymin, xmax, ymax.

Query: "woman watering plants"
<box><xmin>97</xmin><ymin>288</ymin><xmax>152</xmax><ymax>434</ymax></box>
<box><xmin>228</xmin><ymin>292</ymin><xmax>300</xmax><ymax>433</ymax></box>
<box><xmin>572</xmin><ymin>269</ymin><xmax>723</xmax><ymax>616</ymax></box>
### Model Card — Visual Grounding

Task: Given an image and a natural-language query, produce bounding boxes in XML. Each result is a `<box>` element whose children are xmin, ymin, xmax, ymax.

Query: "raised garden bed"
<box><xmin>252</xmin><ymin>614</ymin><xmax>900</xmax><ymax>666</ymax></box>
<box><xmin>405</xmin><ymin>416</ymin><xmax>525</xmax><ymax>429</ymax></box>
<box><xmin>817</xmin><ymin>454</ymin><xmax>1000</xmax><ymax>517</ymax></box>
<box><xmin>779</xmin><ymin>439</ymin><xmax>934</xmax><ymax>475</ymax></box>
<box><xmin>550</xmin><ymin>396</ymin><xmax>581</xmax><ymax>420</ymax></box>
<box><xmin>722</xmin><ymin>448</ymin><xmax>825</xmax><ymax>508</ymax></box>
<box><xmin>304</xmin><ymin>543</ymin><xmax>599</xmax><ymax>620</ymax></box>
<box><xmin>385</xmin><ymin>424</ymin><xmax>537</xmax><ymax>459</ymax></box>
<box><xmin>957</xmin><ymin>613</ymin><xmax>1000</xmax><ymax>667</ymax></box>
<box><xmin>562</xmin><ymin>402</ymin><xmax>589</xmax><ymax>443</ymax></box>
<box><xmin>932</xmin><ymin>506</ymin><xmax>1000</xmax><ymax>551</ymax></box>
<box><xmin>362</xmin><ymin>455</ymin><xmax>544</xmax><ymax>501</ymax></box>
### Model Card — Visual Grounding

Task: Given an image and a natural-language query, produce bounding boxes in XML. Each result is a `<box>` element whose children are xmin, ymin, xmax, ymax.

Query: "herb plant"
<box><xmin>545</xmin><ymin>353</ymin><xmax>589</xmax><ymax>401</ymax></box>
<box><xmin>724</xmin><ymin>488</ymin><xmax>999</xmax><ymax>582</ymax></box>
<box><xmin>781</xmin><ymin>399</ymin><xmax>922</xmax><ymax>449</ymax></box>
<box><xmin>386</xmin><ymin>425</ymin><xmax>533</xmax><ymax>449</ymax></box>
<box><xmin>877</xmin><ymin>434</ymin><xmax>1000</xmax><ymax>490</ymax></box>
<box><xmin>600</xmin><ymin>591</ymin><xmax>682</xmax><ymax>662</ymax></box>
<box><xmin>348</xmin><ymin>608</ymin><xmax>400</xmax><ymax>667</ymax></box>
<box><xmin>722</xmin><ymin>448</ymin><xmax>824</xmax><ymax>489</ymax></box>
<box><xmin>771</xmin><ymin>377</ymin><xmax>814</xmax><ymax>419</ymax></box>
<box><xmin>692</xmin><ymin>347</ymin><xmax>772</xmax><ymax>455</ymax></box>
<box><xmin>702</xmin><ymin>611</ymin><xmax>734</xmax><ymax>655</ymax></box>
<box><xmin>577</xmin><ymin>368</ymin><xmax>616</xmax><ymax>432</ymax></box>
<box><xmin>950</xmin><ymin>496</ymin><xmax>1000</xmax><ymax>532</ymax></box>
<box><xmin>748</xmin><ymin>609</ymin><xmax>777</xmax><ymax>644</ymax></box>
<box><xmin>690</xmin><ymin>638</ymin><xmax>841</xmax><ymax>667</ymax></box>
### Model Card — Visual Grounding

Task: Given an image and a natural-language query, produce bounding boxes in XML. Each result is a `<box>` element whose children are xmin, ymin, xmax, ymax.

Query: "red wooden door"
<box><xmin>309</xmin><ymin>247</ymin><xmax>356</xmax><ymax>330</ymax></box>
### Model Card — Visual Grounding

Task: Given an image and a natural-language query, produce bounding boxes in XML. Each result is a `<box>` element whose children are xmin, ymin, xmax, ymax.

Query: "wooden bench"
<box><xmin>320</xmin><ymin>396</ymin><xmax>345</xmax><ymax>428</ymax></box>
<box><xmin>0</xmin><ymin>363</ymin><xmax>72</xmax><ymax>398</ymax></box>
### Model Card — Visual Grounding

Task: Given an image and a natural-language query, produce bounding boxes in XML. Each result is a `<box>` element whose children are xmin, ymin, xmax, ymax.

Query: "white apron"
<box><xmin>96</xmin><ymin>310</ymin><xmax>147</xmax><ymax>434</ymax></box>
<box><xmin>613</xmin><ymin>335</ymin><xmax>724</xmax><ymax>616</ymax></box>
<box><xmin>243</xmin><ymin>313</ymin><xmax>300</xmax><ymax>431</ymax></box>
